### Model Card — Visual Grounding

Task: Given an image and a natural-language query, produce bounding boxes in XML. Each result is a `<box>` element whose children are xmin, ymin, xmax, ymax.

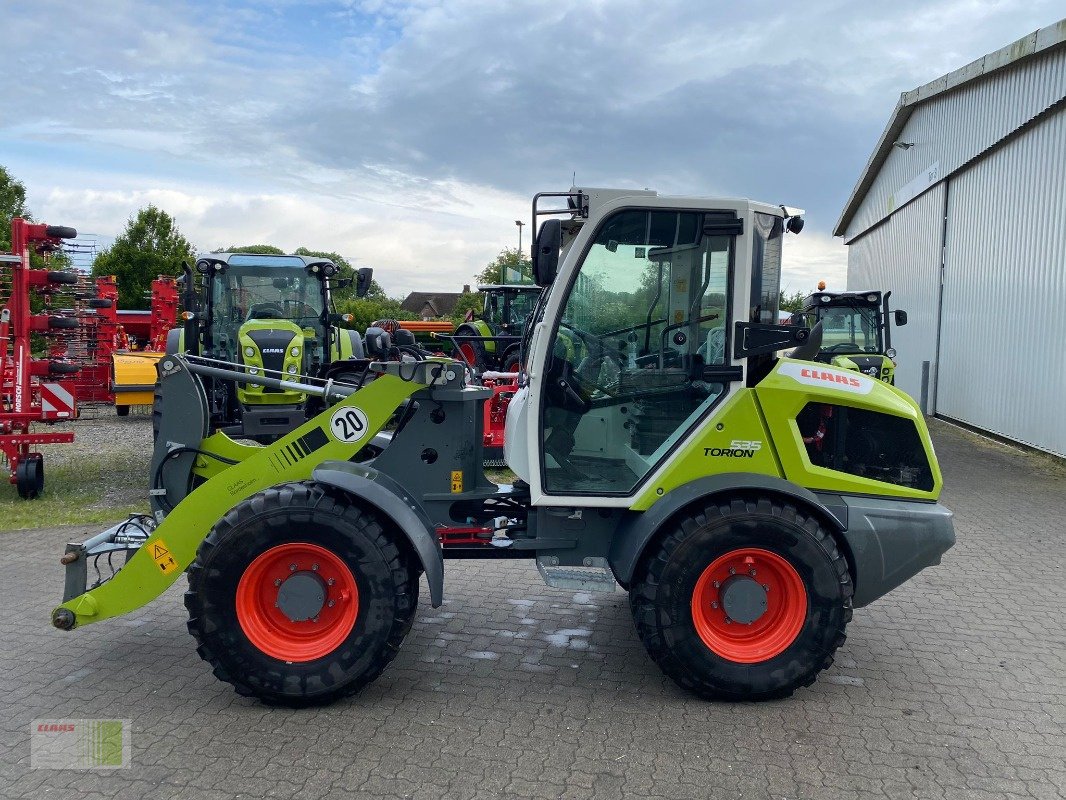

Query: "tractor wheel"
<box><xmin>184</xmin><ymin>481</ymin><xmax>419</xmax><ymax>707</ymax></box>
<box><xmin>454</xmin><ymin>323</ymin><xmax>488</xmax><ymax>372</ymax></box>
<box><xmin>630</xmin><ymin>494</ymin><xmax>853</xmax><ymax>701</ymax></box>
<box><xmin>15</xmin><ymin>455</ymin><xmax>44</xmax><ymax>499</ymax></box>
<box><xmin>116</xmin><ymin>404</ymin><xmax>130</xmax><ymax>417</ymax></box>
<box><xmin>502</xmin><ymin>350</ymin><xmax>521</xmax><ymax>374</ymax></box>
<box><xmin>47</xmin><ymin>316</ymin><xmax>79</xmax><ymax>330</ymax></box>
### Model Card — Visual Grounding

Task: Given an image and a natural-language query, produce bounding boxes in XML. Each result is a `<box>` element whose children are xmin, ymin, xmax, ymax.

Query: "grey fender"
<box><xmin>312</xmin><ymin>460</ymin><xmax>444</xmax><ymax>607</ymax></box>
<box><xmin>608</xmin><ymin>472</ymin><xmax>847</xmax><ymax>587</ymax></box>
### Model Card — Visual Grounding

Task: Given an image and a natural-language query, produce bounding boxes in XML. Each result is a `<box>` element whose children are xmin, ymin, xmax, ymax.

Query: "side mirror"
<box><xmin>894</xmin><ymin>309</ymin><xmax>908</xmax><ymax>326</ymax></box>
<box><xmin>532</xmin><ymin>219</ymin><xmax>561</xmax><ymax>287</ymax></box>
<box><xmin>355</xmin><ymin>267</ymin><xmax>373</xmax><ymax>298</ymax></box>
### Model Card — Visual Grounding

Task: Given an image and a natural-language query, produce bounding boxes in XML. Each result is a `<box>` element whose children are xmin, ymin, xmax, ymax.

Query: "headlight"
<box><xmin>244</xmin><ymin>346</ymin><xmax>255</xmax><ymax>358</ymax></box>
<box><xmin>290</xmin><ymin>347</ymin><xmax>299</xmax><ymax>357</ymax></box>
<box><xmin>885</xmin><ymin>348</ymin><xmax>896</xmax><ymax>358</ymax></box>
<box><xmin>287</xmin><ymin>365</ymin><xmax>297</xmax><ymax>375</ymax></box>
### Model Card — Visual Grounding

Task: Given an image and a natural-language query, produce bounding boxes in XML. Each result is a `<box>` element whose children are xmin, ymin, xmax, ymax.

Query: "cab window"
<box><xmin>541</xmin><ymin>209</ymin><xmax>736</xmax><ymax>495</ymax></box>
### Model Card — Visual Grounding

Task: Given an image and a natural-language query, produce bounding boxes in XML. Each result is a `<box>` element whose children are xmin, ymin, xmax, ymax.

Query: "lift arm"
<box><xmin>51</xmin><ymin>355</ymin><xmax>434</xmax><ymax>630</ymax></box>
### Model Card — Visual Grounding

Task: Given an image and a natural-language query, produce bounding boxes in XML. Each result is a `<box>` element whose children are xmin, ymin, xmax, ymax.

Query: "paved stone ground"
<box><xmin>1</xmin><ymin>420</ymin><xmax>1063</xmax><ymax>799</ymax></box>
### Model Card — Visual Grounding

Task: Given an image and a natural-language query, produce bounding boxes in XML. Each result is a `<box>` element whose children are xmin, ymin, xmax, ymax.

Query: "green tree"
<box><xmin>450</xmin><ymin>291</ymin><xmax>484</xmax><ymax>326</ymax></box>
<box><xmin>92</xmin><ymin>206</ymin><xmax>195</xmax><ymax>309</ymax></box>
<box><xmin>220</xmin><ymin>244</ymin><xmax>285</xmax><ymax>255</ymax></box>
<box><xmin>475</xmin><ymin>247</ymin><xmax>532</xmax><ymax>286</ymax></box>
<box><xmin>0</xmin><ymin>165</ymin><xmax>30</xmax><ymax>250</ymax></box>
<box><xmin>779</xmin><ymin>289</ymin><xmax>807</xmax><ymax>315</ymax></box>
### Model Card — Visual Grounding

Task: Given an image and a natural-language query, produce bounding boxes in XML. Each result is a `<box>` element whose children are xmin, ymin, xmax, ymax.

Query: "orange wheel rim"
<box><xmin>690</xmin><ymin>548</ymin><xmax>807</xmax><ymax>663</ymax></box>
<box><xmin>458</xmin><ymin>343</ymin><xmax>477</xmax><ymax>366</ymax></box>
<box><xmin>236</xmin><ymin>542</ymin><xmax>359</xmax><ymax>662</ymax></box>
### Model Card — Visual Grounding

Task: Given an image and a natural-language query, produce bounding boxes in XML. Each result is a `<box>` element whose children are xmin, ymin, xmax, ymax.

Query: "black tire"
<box><xmin>46</xmin><ymin>270</ymin><xmax>78</xmax><ymax>285</ymax></box>
<box><xmin>47</xmin><ymin>316</ymin><xmax>79</xmax><ymax>330</ymax></box>
<box><xmin>184</xmin><ymin>482</ymin><xmax>419</xmax><ymax>706</ymax></box>
<box><xmin>87</xmin><ymin>298</ymin><xmax>113</xmax><ymax>309</ymax></box>
<box><xmin>630</xmin><ymin>494</ymin><xmax>853</xmax><ymax>701</ymax></box>
<box><xmin>116</xmin><ymin>404</ymin><xmax>130</xmax><ymax>417</ymax></box>
<box><xmin>48</xmin><ymin>361</ymin><xmax>81</xmax><ymax>375</ymax></box>
<box><xmin>501</xmin><ymin>349</ymin><xmax>521</xmax><ymax>374</ymax></box>
<box><xmin>16</xmin><ymin>455</ymin><xmax>44</xmax><ymax>499</ymax></box>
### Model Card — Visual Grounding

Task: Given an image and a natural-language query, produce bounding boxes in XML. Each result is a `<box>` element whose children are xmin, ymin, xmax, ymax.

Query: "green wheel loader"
<box><xmin>53</xmin><ymin>188</ymin><xmax>953</xmax><ymax>706</ymax></box>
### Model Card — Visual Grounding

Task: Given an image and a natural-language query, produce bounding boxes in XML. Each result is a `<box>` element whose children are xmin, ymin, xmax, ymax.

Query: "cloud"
<box><xmin>4</xmin><ymin>0</ymin><xmax>1061</xmax><ymax>293</ymax></box>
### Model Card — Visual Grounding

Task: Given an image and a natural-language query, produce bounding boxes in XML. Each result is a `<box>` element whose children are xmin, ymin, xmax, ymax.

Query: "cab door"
<box><xmin>536</xmin><ymin>207</ymin><xmax>742</xmax><ymax>497</ymax></box>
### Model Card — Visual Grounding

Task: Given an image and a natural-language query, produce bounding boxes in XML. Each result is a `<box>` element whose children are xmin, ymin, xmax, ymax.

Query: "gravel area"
<box><xmin>0</xmin><ymin>406</ymin><xmax>152</xmax><ymax>527</ymax></box>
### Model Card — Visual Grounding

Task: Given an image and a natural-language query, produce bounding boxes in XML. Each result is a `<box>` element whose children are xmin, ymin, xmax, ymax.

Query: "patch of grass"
<box><xmin>0</xmin><ymin>448</ymin><xmax>149</xmax><ymax>531</ymax></box>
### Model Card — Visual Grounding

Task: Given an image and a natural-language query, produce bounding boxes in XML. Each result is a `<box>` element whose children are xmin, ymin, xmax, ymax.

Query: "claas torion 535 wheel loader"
<box><xmin>52</xmin><ymin>188</ymin><xmax>954</xmax><ymax>707</ymax></box>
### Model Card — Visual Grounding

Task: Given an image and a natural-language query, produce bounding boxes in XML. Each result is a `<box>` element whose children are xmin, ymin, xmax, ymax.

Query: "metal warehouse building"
<box><xmin>835</xmin><ymin>20</ymin><xmax>1066</xmax><ymax>459</ymax></box>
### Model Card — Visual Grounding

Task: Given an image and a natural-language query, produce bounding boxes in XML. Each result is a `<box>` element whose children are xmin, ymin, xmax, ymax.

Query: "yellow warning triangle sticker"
<box><xmin>151</xmin><ymin>543</ymin><xmax>170</xmax><ymax>559</ymax></box>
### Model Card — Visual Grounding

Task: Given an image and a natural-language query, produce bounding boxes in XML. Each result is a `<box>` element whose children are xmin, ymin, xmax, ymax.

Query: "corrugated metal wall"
<box><xmin>845</xmin><ymin>47</ymin><xmax>1066</xmax><ymax>241</ymax></box>
<box><xmin>937</xmin><ymin>107</ymin><xmax>1066</xmax><ymax>458</ymax></box>
<box><xmin>845</xmin><ymin>184</ymin><xmax>945</xmax><ymax>405</ymax></box>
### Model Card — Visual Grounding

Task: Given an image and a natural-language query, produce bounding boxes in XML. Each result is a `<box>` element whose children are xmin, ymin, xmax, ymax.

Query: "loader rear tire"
<box><xmin>184</xmin><ymin>481</ymin><xmax>418</xmax><ymax>707</ymax></box>
<box><xmin>630</xmin><ymin>494</ymin><xmax>852</xmax><ymax>701</ymax></box>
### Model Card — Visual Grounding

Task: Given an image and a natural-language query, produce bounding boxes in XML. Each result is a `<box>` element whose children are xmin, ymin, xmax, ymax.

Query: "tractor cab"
<box><xmin>478</xmin><ymin>284</ymin><xmax>542</xmax><ymax>336</ymax></box>
<box><xmin>798</xmin><ymin>289</ymin><xmax>907</xmax><ymax>384</ymax></box>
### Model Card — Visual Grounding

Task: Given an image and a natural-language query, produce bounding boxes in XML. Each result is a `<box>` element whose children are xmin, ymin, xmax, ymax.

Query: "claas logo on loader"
<box><xmin>800</xmin><ymin>368</ymin><xmax>862</xmax><ymax>389</ymax></box>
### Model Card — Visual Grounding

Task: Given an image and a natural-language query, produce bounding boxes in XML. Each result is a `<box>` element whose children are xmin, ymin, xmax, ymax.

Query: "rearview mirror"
<box><xmin>894</xmin><ymin>309</ymin><xmax>908</xmax><ymax>326</ymax></box>
<box><xmin>532</xmin><ymin>219</ymin><xmax>561</xmax><ymax>287</ymax></box>
<box><xmin>356</xmin><ymin>267</ymin><xmax>374</xmax><ymax>298</ymax></box>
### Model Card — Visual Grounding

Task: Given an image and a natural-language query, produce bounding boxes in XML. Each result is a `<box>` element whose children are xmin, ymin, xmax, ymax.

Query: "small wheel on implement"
<box><xmin>116</xmin><ymin>404</ymin><xmax>130</xmax><ymax>417</ymax></box>
<box><xmin>16</xmin><ymin>455</ymin><xmax>44</xmax><ymax>499</ymax></box>
<box><xmin>630</xmin><ymin>494</ymin><xmax>853</xmax><ymax>701</ymax></box>
<box><xmin>184</xmin><ymin>482</ymin><xmax>419</xmax><ymax>706</ymax></box>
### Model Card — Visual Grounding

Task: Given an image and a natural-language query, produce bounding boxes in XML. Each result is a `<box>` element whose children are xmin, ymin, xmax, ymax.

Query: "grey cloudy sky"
<box><xmin>3</xmin><ymin>0</ymin><xmax>1060</xmax><ymax>295</ymax></box>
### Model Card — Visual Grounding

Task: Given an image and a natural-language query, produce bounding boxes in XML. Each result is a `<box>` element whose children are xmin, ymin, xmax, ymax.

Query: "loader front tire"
<box><xmin>630</xmin><ymin>494</ymin><xmax>852</xmax><ymax>701</ymax></box>
<box><xmin>185</xmin><ymin>481</ymin><xmax>418</xmax><ymax>706</ymax></box>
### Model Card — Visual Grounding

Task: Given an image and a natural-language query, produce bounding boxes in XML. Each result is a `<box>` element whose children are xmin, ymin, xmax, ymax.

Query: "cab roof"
<box><xmin>199</xmin><ymin>253</ymin><xmax>338</xmax><ymax>270</ymax></box>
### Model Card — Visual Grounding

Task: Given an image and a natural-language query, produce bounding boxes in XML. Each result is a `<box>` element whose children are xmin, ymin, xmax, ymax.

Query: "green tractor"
<box><xmin>54</xmin><ymin>188</ymin><xmax>953</xmax><ymax>707</ymax></box>
<box><xmin>453</xmin><ymin>283</ymin><xmax>541</xmax><ymax>372</ymax></box>
<box><xmin>798</xmin><ymin>289</ymin><xmax>907</xmax><ymax>384</ymax></box>
<box><xmin>164</xmin><ymin>252</ymin><xmax>373</xmax><ymax>441</ymax></box>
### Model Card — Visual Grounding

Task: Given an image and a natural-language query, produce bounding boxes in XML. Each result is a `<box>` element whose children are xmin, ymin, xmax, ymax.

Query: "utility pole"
<box><xmin>515</xmin><ymin>220</ymin><xmax>525</xmax><ymax>256</ymax></box>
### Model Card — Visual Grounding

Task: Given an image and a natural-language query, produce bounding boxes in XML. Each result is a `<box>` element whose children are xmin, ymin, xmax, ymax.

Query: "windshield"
<box><xmin>504</xmin><ymin>290</ymin><xmax>539</xmax><ymax>327</ymax></box>
<box><xmin>815</xmin><ymin>304</ymin><xmax>882</xmax><ymax>354</ymax></box>
<box><xmin>212</xmin><ymin>266</ymin><xmax>324</xmax><ymax>330</ymax></box>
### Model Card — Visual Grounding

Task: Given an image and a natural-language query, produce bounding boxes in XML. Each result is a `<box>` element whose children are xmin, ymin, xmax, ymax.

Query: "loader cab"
<box><xmin>509</xmin><ymin>189</ymin><xmax>802</xmax><ymax>500</ymax></box>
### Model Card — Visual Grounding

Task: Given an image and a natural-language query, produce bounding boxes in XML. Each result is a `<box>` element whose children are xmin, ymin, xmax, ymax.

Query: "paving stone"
<box><xmin>1</xmin><ymin>420</ymin><xmax>1063</xmax><ymax>799</ymax></box>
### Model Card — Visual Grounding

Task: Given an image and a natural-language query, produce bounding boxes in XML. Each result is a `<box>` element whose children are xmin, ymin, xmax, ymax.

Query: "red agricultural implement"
<box><xmin>0</xmin><ymin>219</ymin><xmax>80</xmax><ymax>498</ymax></box>
<box><xmin>63</xmin><ymin>275</ymin><xmax>179</xmax><ymax>412</ymax></box>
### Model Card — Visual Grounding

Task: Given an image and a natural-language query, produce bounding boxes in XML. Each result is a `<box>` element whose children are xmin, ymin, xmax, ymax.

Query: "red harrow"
<box><xmin>1</xmin><ymin>218</ymin><xmax>81</xmax><ymax>497</ymax></box>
